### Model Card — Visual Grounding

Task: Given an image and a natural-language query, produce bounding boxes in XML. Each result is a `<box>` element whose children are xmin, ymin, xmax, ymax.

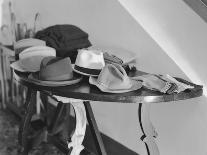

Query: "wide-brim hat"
<box><xmin>89</xmin><ymin>63</ymin><xmax>142</xmax><ymax>93</ymax></box>
<box><xmin>28</xmin><ymin>57</ymin><xmax>82</xmax><ymax>86</ymax></box>
<box><xmin>10</xmin><ymin>56</ymin><xmax>49</xmax><ymax>72</ymax></box>
<box><xmin>28</xmin><ymin>72</ymin><xmax>82</xmax><ymax>87</ymax></box>
<box><xmin>19</xmin><ymin>46</ymin><xmax>56</xmax><ymax>59</ymax></box>
<box><xmin>73</xmin><ymin>49</ymin><xmax>105</xmax><ymax>76</ymax></box>
<box><xmin>10</xmin><ymin>46</ymin><xmax>56</xmax><ymax>72</ymax></box>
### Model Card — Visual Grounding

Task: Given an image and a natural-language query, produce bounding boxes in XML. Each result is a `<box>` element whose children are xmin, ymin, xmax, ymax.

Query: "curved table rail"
<box><xmin>13</xmin><ymin>70</ymin><xmax>203</xmax><ymax>155</ymax></box>
<box><xmin>13</xmin><ymin>71</ymin><xmax>203</xmax><ymax>104</ymax></box>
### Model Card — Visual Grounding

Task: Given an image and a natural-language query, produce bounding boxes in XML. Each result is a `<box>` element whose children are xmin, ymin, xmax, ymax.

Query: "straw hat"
<box><xmin>19</xmin><ymin>46</ymin><xmax>56</xmax><ymax>59</ymax></box>
<box><xmin>10</xmin><ymin>46</ymin><xmax>56</xmax><ymax>72</ymax></box>
<box><xmin>14</xmin><ymin>38</ymin><xmax>46</xmax><ymax>55</ymax></box>
<box><xmin>89</xmin><ymin>64</ymin><xmax>142</xmax><ymax>93</ymax></box>
<box><xmin>73</xmin><ymin>49</ymin><xmax>105</xmax><ymax>76</ymax></box>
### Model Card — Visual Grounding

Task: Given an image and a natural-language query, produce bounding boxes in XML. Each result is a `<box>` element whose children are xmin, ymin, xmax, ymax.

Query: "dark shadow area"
<box><xmin>183</xmin><ymin>0</ymin><xmax>207</xmax><ymax>23</ymax></box>
<box><xmin>0</xmin><ymin>107</ymin><xmax>139</xmax><ymax>155</ymax></box>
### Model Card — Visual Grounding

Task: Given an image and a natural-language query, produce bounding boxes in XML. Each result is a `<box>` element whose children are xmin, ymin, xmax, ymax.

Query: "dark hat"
<box><xmin>35</xmin><ymin>24</ymin><xmax>92</xmax><ymax>62</ymax></box>
<box><xmin>28</xmin><ymin>56</ymin><xmax>82</xmax><ymax>86</ymax></box>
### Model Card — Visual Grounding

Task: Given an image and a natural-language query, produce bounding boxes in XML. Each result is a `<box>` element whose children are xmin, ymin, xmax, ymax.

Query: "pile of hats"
<box><xmin>10</xmin><ymin>24</ymin><xmax>142</xmax><ymax>93</ymax></box>
<box><xmin>11</xmin><ymin>40</ymin><xmax>142</xmax><ymax>93</ymax></box>
<box><xmin>11</xmin><ymin>38</ymin><xmax>56</xmax><ymax>73</ymax></box>
<box><xmin>11</xmin><ymin>38</ymin><xmax>83</xmax><ymax>87</ymax></box>
<box><xmin>11</xmin><ymin>24</ymin><xmax>193</xmax><ymax>94</ymax></box>
<box><xmin>11</xmin><ymin>24</ymin><xmax>91</xmax><ymax>86</ymax></box>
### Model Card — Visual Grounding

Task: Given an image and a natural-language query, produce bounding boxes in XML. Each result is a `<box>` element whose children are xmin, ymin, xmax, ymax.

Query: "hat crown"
<box><xmin>14</xmin><ymin>38</ymin><xmax>46</xmax><ymax>56</ymax></box>
<box><xmin>75</xmin><ymin>49</ymin><xmax>105</xmax><ymax>69</ymax></box>
<box><xmin>97</xmin><ymin>64</ymin><xmax>132</xmax><ymax>90</ymax></box>
<box><xmin>19</xmin><ymin>46</ymin><xmax>56</xmax><ymax>60</ymax></box>
<box><xmin>39</xmin><ymin>57</ymin><xmax>74</xmax><ymax>81</ymax></box>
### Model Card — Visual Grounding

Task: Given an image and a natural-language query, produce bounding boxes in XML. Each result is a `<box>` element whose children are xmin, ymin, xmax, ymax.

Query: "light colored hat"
<box><xmin>28</xmin><ymin>57</ymin><xmax>82</xmax><ymax>86</ymax></box>
<box><xmin>10</xmin><ymin>46</ymin><xmax>56</xmax><ymax>72</ymax></box>
<box><xmin>73</xmin><ymin>49</ymin><xmax>105</xmax><ymax>76</ymax></box>
<box><xmin>19</xmin><ymin>46</ymin><xmax>56</xmax><ymax>59</ymax></box>
<box><xmin>89</xmin><ymin>64</ymin><xmax>142</xmax><ymax>93</ymax></box>
<box><xmin>88</xmin><ymin>45</ymin><xmax>137</xmax><ymax>64</ymax></box>
<box><xmin>14</xmin><ymin>38</ymin><xmax>46</xmax><ymax>55</ymax></box>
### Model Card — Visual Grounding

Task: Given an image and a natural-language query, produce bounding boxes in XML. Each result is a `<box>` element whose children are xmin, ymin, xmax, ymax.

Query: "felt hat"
<box><xmin>14</xmin><ymin>38</ymin><xmax>46</xmax><ymax>56</ymax></box>
<box><xmin>10</xmin><ymin>46</ymin><xmax>56</xmax><ymax>72</ymax></box>
<box><xmin>89</xmin><ymin>64</ymin><xmax>142</xmax><ymax>93</ymax></box>
<box><xmin>28</xmin><ymin>56</ymin><xmax>82</xmax><ymax>86</ymax></box>
<box><xmin>34</xmin><ymin>24</ymin><xmax>91</xmax><ymax>62</ymax></box>
<box><xmin>73</xmin><ymin>49</ymin><xmax>105</xmax><ymax>76</ymax></box>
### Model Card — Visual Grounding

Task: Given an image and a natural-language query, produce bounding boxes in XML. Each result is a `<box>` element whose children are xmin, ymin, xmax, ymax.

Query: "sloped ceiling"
<box><xmin>117</xmin><ymin>0</ymin><xmax>207</xmax><ymax>96</ymax></box>
<box><xmin>183</xmin><ymin>0</ymin><xmax>207</xmax><ymax>23</ymax></box>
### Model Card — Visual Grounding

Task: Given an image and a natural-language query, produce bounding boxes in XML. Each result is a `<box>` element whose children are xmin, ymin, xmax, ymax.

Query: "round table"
<box><xmin>14</xmin><ymin>70</ymin><xmax>203</xmax><ymax>155</ymax></box>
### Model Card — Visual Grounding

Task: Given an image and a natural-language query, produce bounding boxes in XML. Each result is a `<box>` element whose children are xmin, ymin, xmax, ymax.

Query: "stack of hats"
<box><xmin>14</xmin><ymin>38</ymin><xmax>46</xmax><ymax>60</ymax></box>
<box><xmin>11</xmin><ymin>45</ymin><xmax>56</xmax><ymax>73</ymax></box>
<box><xmin>35</xmin><ymin>24</ymin><xmax>91</xmax><ymax>63</ymax></box>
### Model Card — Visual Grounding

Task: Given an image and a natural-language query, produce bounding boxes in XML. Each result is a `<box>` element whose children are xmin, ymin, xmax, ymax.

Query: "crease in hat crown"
<box><xmin>39</xmin><ymin>57</ymin><xmax>74</xmax><ymax>81</ymax></box>
<box><xmin>19</xmin><ymin>46</ymin><xmax>56</xmax><ymax>59</ymax></box>
<box><xmin>74</xmin><ymin>49</ymin><xmax>105</xmax><ymax>76</ymax></box>
<box><xmin>96</xmin><ymin>64</ymin><xmax>132</xmax><ymax>90</ymax></box>
<box><xmin>89</xmin><ymin>63</ymin><xmax>142</xmax><ymax>93</ymax></box>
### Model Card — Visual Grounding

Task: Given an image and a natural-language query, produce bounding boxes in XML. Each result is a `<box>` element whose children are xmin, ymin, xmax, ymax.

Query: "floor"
<box><xmin>0</xmin><ymin>109</ymin><xmax>64</xmax><ymax>155</ymax></box>
<box><xmin>0</xmin><ymin>103</ymin><xmax>139</xmax><ymax>155</ymax></box>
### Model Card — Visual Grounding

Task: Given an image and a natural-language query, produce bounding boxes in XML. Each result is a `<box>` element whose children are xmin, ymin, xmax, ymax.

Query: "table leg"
<box><xmin>48</xmin><ymin>101</ymin><xmax>65</xmax><ymax>135</ymax></box>
<box><xmin>0</xmin><ymin>49</ymin><xmax>6</xmax><ymax>109</ymax></box>
<box><xmin>84</xmin><ymin>101</ymin><xmax>107</xmax><ymax>155</ymax></box>
<box><xmin>18</xmin><ymin>89</ymin><xmax>36</xmax><ymax>155</ymax></box>
<box><xmin>138</xmin><ymin>103</ymin><xmax>159</xmax><ymax>155</ymax></box>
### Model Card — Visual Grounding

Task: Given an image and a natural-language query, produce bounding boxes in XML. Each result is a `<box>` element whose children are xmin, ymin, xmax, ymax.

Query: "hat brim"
<box><xmin>10</xmin><ymin>56</ymin><xmax>46</xmax><ymax>72</ymax></box>
<box><xmin>72</xmin><ymin>64</ymin><xmax>99</xmax><ymax>77</ymax></box>
<box><xmin>89</xmin><ymin>76</ymin><xmax>142</xmax><ymax>93</ymax></box>
<box><xmin>28</xmin><ymin>72</ymin><xmax>82</xmax><ymax>87</ymax></box>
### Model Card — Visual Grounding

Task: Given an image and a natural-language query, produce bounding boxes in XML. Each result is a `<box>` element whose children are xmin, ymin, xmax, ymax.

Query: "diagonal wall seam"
<box><xmin>117</xmin><ymin>0</ymin><xmax>207</xmax><ymax>96</ymax></box>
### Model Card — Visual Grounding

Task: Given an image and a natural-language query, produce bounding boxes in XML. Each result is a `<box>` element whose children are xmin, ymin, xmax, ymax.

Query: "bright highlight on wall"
<box><xmin>0</xmin><ymin>0</ymin><xmax>3</xmax><ymax>26</ymax></box>
<box><xmin>118</xmin><ymin>0</ymin><xmax>207</xmax><ymax>97</ymax></box>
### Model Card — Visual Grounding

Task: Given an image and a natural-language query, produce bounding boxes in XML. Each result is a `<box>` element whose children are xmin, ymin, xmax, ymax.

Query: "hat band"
<box><xmin>74</xmin><ymin>65</ymin><xmax>101</xmax><ymax>75</ymax></box>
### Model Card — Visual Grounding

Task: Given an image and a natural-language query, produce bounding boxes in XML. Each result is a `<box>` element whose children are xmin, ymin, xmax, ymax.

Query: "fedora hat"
<box><xmin>73</xmin><ymin>49</ymin><xmax>105</xmax><ymax>76</ymax></box>
<box><xmin>28</xmin><ymin>56</ymin><xmax>82</xmax><ymax>86</ymax></box>
<box><xmin>14</xmin><ymin>38</ymin><xmax>46</xmax><ymax>56</ymax></box>
<box><xmin>89</xmin><ymin>63</ymin><xmax>142</xmax><ymax>93</ymax></box>
<box><xmin>10</xmin><ymin>46</ymin><xmax>56</xmax><ymax>72</ymax></box>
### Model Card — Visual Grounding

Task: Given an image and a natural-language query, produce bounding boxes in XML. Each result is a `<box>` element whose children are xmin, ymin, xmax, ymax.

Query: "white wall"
<box><xmin>118</xmin><ymin>1</ymin><xmax>207</xmax><ymax>154</ymax></box>
<box><xmin>7</xmin><ymin>0</ymin><xmax>207</xmax><ymax>154</ymax></box>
